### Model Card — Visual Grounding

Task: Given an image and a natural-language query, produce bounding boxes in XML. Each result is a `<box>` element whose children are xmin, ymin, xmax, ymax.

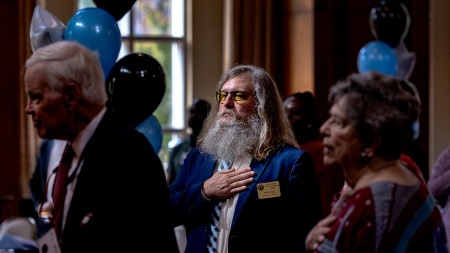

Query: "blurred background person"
<box><xmin>166</xmin><ymin>98</ymin><xmax>210</xmax><ymax>253</ymax></box>
<box><xmin>166</xmin><ymin>99</ymin><xmax>210</xmax><ymax>186</ymax></box>
<box><xmin>25</xmin><ymin>41</ymin><xmax>177</xmax><ymax>252</ymax></box>
<box><xmin>428</xmin><ymin>148</ymin><xmax>450</xmax><ymax>245</ymax></box>
<box><xmin>284</xmin><ymin>92</ymin><xmax>343</xmax><ymax>217</ymax></box>
<box><xmin>305</xmin><ymin>71</ymin><xmax>443</xmax><ymax>252</ymax></box>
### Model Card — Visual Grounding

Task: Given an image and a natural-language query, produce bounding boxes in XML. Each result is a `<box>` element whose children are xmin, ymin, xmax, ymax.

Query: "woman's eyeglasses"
<box><xmin>215</xmin><ymin>91</ymin><xmax>255</xmax><ymax>103</ymax></box>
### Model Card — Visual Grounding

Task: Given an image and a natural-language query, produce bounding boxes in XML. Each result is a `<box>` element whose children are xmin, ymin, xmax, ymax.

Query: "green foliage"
<box><xmin>134</xmin><ymin>0</ymin><xmax>171</xmax><ymax>35</ymax></box>
<box><xmin>134</xmin><ymin>42</ymin><xmax>172</xmax><ymax>127</ymax></box>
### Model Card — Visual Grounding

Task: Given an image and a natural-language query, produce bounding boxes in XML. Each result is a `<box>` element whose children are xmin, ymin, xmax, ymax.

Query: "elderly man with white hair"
<box><xmin>25</xmin><ymin>41</ymin><xmax>177</xmax><ymax>253</ymax></box>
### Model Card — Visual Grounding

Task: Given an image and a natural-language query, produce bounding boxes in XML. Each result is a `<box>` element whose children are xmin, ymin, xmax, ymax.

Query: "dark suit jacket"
<box><xmin>53</xmin><ymin>110</ymin><xmax>177</xmax><ymax>253</ymax></box>
<box><xmin>169</xmin><ymin>145</ymin><xmax>322</xmax><ymax>253</ymax></box>
<box><xmin>30</xmin><ymin>139</ymin><xmax>54</xmax><ymax>238</ymax></box>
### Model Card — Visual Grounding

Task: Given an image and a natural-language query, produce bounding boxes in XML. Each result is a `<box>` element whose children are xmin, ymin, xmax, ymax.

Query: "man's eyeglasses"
<box><xmin>215</xmin><ymin>91</ymin><xmax>255</xmax><ymax>103</ymax></box>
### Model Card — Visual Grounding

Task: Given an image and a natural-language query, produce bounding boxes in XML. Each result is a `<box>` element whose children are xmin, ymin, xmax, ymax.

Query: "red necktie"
<box><xmin>53</xmin><ymin>144</ymin><xmax>74</xmax><ymax>239</ymax></box>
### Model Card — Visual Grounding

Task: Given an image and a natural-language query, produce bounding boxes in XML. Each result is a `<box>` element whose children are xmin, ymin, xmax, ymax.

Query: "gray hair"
<box><xmin>25</xmin><ymin>41</ymin><xmax>107</xmax><ymax>105</ymax></box>
<box><xmin>329</xmin><ymin>71</ymin><xmax>420</xmax><ymax>160</ymax></box>
<box><xmin>199</xmin><ymin>65</ymin><xmax>297</xmax><ymax>160</ymax></box>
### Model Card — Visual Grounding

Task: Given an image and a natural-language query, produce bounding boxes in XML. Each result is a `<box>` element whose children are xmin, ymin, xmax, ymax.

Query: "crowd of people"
<box><xmin>27</xmin><ymin>40</ymin><xmax>450</xmax><ymax>253</ymax></box>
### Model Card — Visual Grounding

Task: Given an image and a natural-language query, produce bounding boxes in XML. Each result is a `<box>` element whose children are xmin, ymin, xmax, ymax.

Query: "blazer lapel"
<box><xmin>63</xmin><ymin>112</ymin><xmax>111</xmax><ymax>234</ymax></box>
<box><xmin>231</xmin><ymin>152</ymin><xmax>274</xmax><ymax>228</ymax></box>
<box><xmin>202</xmin><ymin>154</ymin><xmax>217</xmax><ymax>182</ymax></box>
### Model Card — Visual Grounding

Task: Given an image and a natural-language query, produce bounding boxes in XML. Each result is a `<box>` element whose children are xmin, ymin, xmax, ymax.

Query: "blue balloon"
<box><xmin>135</xmin><ymin>115</ymin><xmax>163</xmax><ymax>154</ymax></box>
<box><xmin>65</xmin><ymin>8</ymin><xmax>121</xmax><ymax>78</ymax></box>
<box><xmin>357</xmin><ymin>40</ymin><xmax>398</xmax><ymax>76</ymax></box>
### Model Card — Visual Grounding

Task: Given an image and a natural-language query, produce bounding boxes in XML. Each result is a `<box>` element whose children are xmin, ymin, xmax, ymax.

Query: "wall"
<box><xmin>0</xmin><ymin>0</ymin><xmax>36</xmax><ymax>222</ymax></box>
<box><xmin>40</xmin><ymin>0</ymin><xmax>75</xmax><ymax>24</ymax></box>
<box><xmin>281</xmin><ymin>0</ymin><xmax>314</xmax><ymax>97</ymax></box>
<box><xmin>429</xmin><ymin>0</ymin><xmax>450</xmax><ymax>170</ymax></box>
<box><xmin>190</xmin><ymin>0</ymin><xmax>223</xmax><ymax>105</ymax></box>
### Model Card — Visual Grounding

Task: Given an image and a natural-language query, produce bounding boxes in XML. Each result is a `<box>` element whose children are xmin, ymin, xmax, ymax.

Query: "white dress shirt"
<box><xmin>208</xmin><ymin>154</ymin><xmax>253</xmax><ymax>253</ymax></box>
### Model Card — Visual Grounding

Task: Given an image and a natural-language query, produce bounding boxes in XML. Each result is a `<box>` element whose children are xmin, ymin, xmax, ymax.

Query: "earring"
<box><xmin>361</xmin><ymin>152</ymin><xmax>367</xmax><ymax>158</ymax></box>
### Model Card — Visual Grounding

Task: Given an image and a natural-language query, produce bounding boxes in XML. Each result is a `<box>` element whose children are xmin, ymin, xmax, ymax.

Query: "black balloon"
<box><xmin>106</xmin><ymin>53</ymin><xmax>166</xmax><ymax>127</ymax></box>
<box><xmin>369</xmin><ymin>0</ymin><xmax>410</xmax><ymax>47</ymax></box>
<box><xmin>93</xmin><ymin>0</ymin><xmax>136</xmax><ymax>21</ymax></box>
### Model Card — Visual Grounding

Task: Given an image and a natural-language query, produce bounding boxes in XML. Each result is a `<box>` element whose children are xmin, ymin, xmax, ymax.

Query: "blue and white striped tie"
<box><xmin>206</xmin><ymin>160</ymin><xmax>232</xmax><ymax>253</ymax></box>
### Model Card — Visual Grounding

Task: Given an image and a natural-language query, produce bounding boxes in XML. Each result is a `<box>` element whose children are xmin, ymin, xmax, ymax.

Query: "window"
<box><xmin>78</xmin><ymin>0</ymin><xmax>187</xmax><ymax>169</ymax></box>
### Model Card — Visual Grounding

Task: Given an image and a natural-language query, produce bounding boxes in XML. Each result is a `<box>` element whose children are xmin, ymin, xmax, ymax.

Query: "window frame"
<box><xmin>77</xmin><ymin>0</ymin><xmax>189</xmax><ymax>167</ymax></box>
<box><xmin>121</xmin><ymin>0</ymin><xmax>189</xmax><ymax>167</ymax></box>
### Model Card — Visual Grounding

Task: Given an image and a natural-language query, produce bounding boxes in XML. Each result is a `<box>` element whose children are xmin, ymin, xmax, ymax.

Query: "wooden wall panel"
<box><xmin>0</xmin><ymin>0</ymin><xmax>36</xmax><ymax>223</ymax></box>
<box><xmin>0</xmin><ymin>0</ymin><xmax>21</xmax><ymax>222</ymax></box>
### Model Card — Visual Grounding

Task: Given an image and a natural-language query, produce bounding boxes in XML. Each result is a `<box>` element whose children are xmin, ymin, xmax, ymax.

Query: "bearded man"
<box><xmin>169</xmin><ymin>65</ymin><xmax>322</xmax><ymax>253</ymax></box>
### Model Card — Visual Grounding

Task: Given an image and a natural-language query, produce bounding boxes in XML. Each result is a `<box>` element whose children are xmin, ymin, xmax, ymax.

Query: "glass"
<box><xmin>118</xmin><ymin>40</ymin><xmax>131</xmax><ymax>61</ymax></box>
<box><xmin>117</xmin><ymin>11</ymin><xmax>131</xmax><ymax>37</ymax></box>
<box><xmin>132</xmin><ymin>0</ymin><xmax>184</xmax><ymax>37</ymax></box>
<box><xmin>215</xmin><ymin>91</ymin><xmax>255</xmax><ymax>102</ymax></box>
<box><xmin>133</xmin><ymin>40</ymin><xmax>184</xmax><ymax>129</ymax></box>
<box><xmin>77</xmin><ymin>0</ymin><xmax>187</xmax><ymax>170</ymax></box>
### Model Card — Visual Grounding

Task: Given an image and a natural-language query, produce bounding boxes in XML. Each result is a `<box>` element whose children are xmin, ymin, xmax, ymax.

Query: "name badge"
<box><xmin>37</xmin><ymin>228</ymin><xmax>62</xmax><ymax>253</ymax></box>
<box><xmin>257</xmin><ymin>181</ymin><xmax>281</xmax><ymax>199</ymax></box>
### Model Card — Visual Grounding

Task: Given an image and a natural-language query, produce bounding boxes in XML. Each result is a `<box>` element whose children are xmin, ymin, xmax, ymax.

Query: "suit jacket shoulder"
<box><xmin>62</xmin><ymin>110</ymin><xmax>177</xmax><ymax>253</ymax></box>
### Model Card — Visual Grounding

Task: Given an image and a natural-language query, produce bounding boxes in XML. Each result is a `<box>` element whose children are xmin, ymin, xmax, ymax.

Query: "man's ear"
<box><xmin>64</xmin><ymin>82</ymin><xmax>81</xmax><ymax>111</ymax></box>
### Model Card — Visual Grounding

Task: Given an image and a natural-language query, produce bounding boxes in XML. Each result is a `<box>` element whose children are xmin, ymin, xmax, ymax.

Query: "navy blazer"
<box><xmin>170</xmin><ymin>145</ymin><xmax>322</xmax><ymax>253</ymax></box>
<box><xmin>48</xmin><ymin>110</ymin><xmax>177</xmax><ymax>253</ymax></box>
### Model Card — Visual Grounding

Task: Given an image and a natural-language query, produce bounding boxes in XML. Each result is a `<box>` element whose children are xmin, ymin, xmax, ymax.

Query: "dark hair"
<box><xmin>289</xmin><ymin>92</ymin><xmax>320</xmax><ymax>138</ymax></box>
<box><xmin>192</xmin><ymin>98</ymin><xmax>211</xmax><ymax>115</ymax></box>
<box><xmin>329</xmin><ymin>71</ymin><xmax>420</xmax><ymax>160</ymax></box>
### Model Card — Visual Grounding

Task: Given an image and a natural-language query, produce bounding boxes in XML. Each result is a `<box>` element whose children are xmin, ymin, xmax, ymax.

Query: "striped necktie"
<box><xmin>206</xmin><ymin>160</ymin><xmax>232</xmax><ymax>253</ymax></box>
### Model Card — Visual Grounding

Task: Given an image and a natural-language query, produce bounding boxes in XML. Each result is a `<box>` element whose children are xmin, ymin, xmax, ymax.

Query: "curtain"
<box><xmin>233</xmin><ymin>0</ymin><xmax>283</xmax><ymax>93</ymax></box>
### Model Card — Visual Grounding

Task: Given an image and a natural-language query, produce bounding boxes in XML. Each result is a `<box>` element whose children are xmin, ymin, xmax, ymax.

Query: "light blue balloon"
<box><xmin>135</xmin><ymin>115</ymin><xmax>163</xmax><ymax>154</ymax></box>
<box><xmin>357</xmin><ymin>40</ymin><xmax>398</xmax><ymax>76</ymax></box>
<box><xmin>64</xmin><ymin>8</ymin><xmax>121</xmax><ymax>78</ymax></box>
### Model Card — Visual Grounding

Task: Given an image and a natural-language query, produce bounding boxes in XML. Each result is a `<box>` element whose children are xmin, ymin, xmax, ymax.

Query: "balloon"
<box><xmin>65</xmin><ymin>8</ymin><xmax>121</xmax><ymax>78</ymax></box>
<box><xmin>93</xmin><ymin>0</ymin><xmax>137</xmax><ymax>21</ymax></box>
<box><xmin>30</xmin><ymin>6</ymin><xmax>65</xmax><ymax>52</ymax></box>
<box><xmin>106</xmin><ymin>53</ymin><xmax>166</xmax><ymax>127</ymax></box>
<box><xmin>369</xmin><ymin>0</ymin><xmax>410</xmax><ymax>47</ymax></box>
<box><xmin>394</xmin><ymin>43</ymin><xmax>416</xmax><ymax>81</ymax></box>
<box><xmin>357</xmin><ymin>40</ymin><xmax>398</xmax><ymax>76</ymax></box>
<box><xmin>400</xmin><ymin>80</ymin><xmax>421</xmax><ymax>140</ymax></box>
<box><xmin>135</xmin><ymin>115</ymin><xmax>163</xmax><ymax>154</ymax></box>
<box><xmin>399</xmin><ymin>80</ymin><xmax>420</xmax><ymax>104</ymax></box>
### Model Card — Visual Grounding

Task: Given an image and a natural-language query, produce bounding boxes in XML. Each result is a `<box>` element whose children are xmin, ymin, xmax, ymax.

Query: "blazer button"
<box><xmin>204</xmin><ymin>226</ymin><xmax>208</xmax><ymax>232</ymax></box>
<box><xmin>189</xmin><ymin>204</ymin><xmax>197</xmax><ymax>213</ymax></box>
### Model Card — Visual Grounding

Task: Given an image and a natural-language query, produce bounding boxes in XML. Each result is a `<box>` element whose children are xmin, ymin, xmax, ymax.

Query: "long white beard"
<box><xmin>199</xmin><ymin>108</ymin><xmax>261</xmax><ymax>161</ymax></box>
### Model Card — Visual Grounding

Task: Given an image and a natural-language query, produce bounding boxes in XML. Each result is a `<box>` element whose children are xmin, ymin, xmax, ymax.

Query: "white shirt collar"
<box><xmin>71</xmin><ymin>107</ymin><xmax>107</xmax><ymax>157</ymax></box>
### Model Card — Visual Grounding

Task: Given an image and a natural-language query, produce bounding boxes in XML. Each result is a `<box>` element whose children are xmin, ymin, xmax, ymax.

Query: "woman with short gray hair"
<box><xmin>306</xmin><ymin>71</ymin><xmax>444</xmax><ymax>252</ymax></box>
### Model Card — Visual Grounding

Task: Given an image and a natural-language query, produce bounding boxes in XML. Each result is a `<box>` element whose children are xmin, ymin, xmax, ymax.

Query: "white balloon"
<box><xmin>394</xmin><ymin>43</ymin><xmax>416</xmax><ymax>81</ymax></box>
<box><xmin>30</xmin><ymin>6</ymin><xmax>66</xmax><ymax>52</ymax></box>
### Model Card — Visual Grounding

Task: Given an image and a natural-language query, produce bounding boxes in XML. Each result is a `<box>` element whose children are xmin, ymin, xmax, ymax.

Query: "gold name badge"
<box><xmin>257</xmin><ymin>181</ymin><xmax>281</xmax><ymax>199</ymax></box>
